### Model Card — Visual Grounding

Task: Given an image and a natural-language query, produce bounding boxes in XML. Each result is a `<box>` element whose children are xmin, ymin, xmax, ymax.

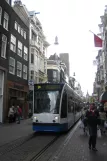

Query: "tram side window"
<box><xmin>68</xmin><ymin>96</ymin><xmax>72</xmax><ymax>113</ymax></box>
<box><xmin>61</xmin><ymin>91</ymin><xmax>67</xmax><ymax>118</ymax></box>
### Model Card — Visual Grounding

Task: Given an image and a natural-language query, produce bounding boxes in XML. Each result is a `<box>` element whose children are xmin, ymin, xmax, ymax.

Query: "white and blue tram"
<box><xmin>32</xmin><ymin>83</ymin><xmax>84</xmax><ymax>132</ymax></box>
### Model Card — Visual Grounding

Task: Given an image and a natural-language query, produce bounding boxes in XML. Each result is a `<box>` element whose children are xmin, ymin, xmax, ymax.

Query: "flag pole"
<box><xmin>89</xmin><ymin>30</ymin><xmax>95</xmax><ymax>35</ymax></box>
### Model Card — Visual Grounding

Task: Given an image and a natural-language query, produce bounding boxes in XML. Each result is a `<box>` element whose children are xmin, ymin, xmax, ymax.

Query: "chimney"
<box><xmin>14</xmin><ymin>0</ymin><xmax>22</xmax><ymax>6</ymax></box>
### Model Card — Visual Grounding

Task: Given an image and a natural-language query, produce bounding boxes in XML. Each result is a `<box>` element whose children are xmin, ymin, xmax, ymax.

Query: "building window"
<box><xmin>0</xmin><ymin>7</ymin><xmax>2</xmax><ymax>25</ymax></box>
<box><xmin>24</xmin><ymin>46</ymin><xmax>28</xmax><ymax>61</ymax></box>
<box><xmin>31</xmin><ymin>53</ymin><xmax>34</xmax><ymax>64</ymax></box>
<box><xmin>18</xmin><ymin>25</ymin><xmax>21</xmax><ymax>33</ymax></box>
<box><xmin>17</xmin><ymin>61</ymin><xmax>22</xmax><ymax>77</ymax></box>
<box><xmin>24</xmin><ymin>31</ymin><xmax>26</xmax><ymax>39</ymax></box>
<box><xmin>14</xmin><ymin>21</ymin><xmax>17</xmax><ymax>30</ymax></box>
<box><xmin>10</xmin><ymin>34</ymin><xmax>16</xmax><ymax>52</ymax></box>
<box><xmin>1</xmin><ymin>35</ymin><xmax>7</xmax><ymax>58</ymax></box>
<box><xmin>53</xmin><ymin>71</ymin><xmax>57</xmax><ymax>78</ymax></box>
<box><xmin>17</xmin><ymin>41</ymin><xmax>22</xmax><ymax>57</ymax></box>
<box><xmin>21</xmin><ymin>28</ymin><xmax>23</xmax><ymax>36</ymax></box>
<box><xmin>3</xmin><ymin>12</ymin><xmax>9</xmax><ymax>30</ymax></box>
<box><xmin>23</xmin><ymin>65</ymin><xmax>27</xmax><ymax>80</ymax></box>
<box><xmin>9</xmin><ymin>57</ymin><xmax>15</xmax><ymax>75</ymax></box>
<box><xmin>30</xmin><ymin>70</ymin><xmax>34</xmax><ymax>80</ymax></box>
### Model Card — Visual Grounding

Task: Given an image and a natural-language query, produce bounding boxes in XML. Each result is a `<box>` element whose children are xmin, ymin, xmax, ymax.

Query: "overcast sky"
<box><xmin>20</xmin><ymin>0</ymin><xmax>107</xmax><ymax>95</ymax></box>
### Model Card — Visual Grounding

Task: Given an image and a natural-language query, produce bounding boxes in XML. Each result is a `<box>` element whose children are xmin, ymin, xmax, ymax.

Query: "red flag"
<box><xmin>94</xmin><ymin>34</ymin><xmax>102</xmax><ymax>47</ymax></box>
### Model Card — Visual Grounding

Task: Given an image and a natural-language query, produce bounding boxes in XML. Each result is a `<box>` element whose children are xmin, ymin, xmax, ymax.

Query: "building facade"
<box><xmin>0</xmin><ymin>0</ymin><xmax>12</xmax><ymax>123</ymax></box>
<box><xmin>5</xmin><ymin>1</ymin><xmax>29</xmax><ymax>120</ymax></box>
<box><xmin>60</xmin><ymin>53</ymin><xmax>70</xmax><ymax>77</ymax></box>
<box><xmin>29</xmin><ymin>11</ymin><xmax>49</xmax><ymax>86</ymax></box>
<box><xmin>47</xmin><ymin>54</ymin><xmax>69</xmax><ymax>83</ymax></box>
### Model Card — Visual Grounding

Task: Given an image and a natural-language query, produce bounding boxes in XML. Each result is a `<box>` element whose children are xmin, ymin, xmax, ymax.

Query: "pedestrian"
<box><xmin>16</xmin><ymin>106</ymin><xmax>22</xmax><ymax>124</ymax></box>
<box><xmin>8</xmin><ymin>106</ymin><xmax>14</xmax><ymax>123</ymax></box>
<box><xmin>85</xmin><ymin>103</ymin><xmax>100</xmax><ymax>151</ymax></box>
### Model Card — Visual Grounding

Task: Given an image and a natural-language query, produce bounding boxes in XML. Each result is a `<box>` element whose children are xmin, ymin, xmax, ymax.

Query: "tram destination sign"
<box><xmin>34</xmin><ymin>84</ymin><xmax>62</xmax><ymax>91</ymax></box>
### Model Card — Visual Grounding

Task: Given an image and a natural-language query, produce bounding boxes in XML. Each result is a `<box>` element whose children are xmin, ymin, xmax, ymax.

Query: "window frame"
<box><xmin>1</xmin><ymin>34</ymin><xmax>7</xmax><ymax>58</ymax></box>
<box><xmin>0</xmin><ymin>6</ymin><xmax>2</xmax><ymax>25</ymax></box>
<box><xmin>14</xmin><ymin>21</ymin><xmax>17</xmax><ymax>30</ymax></box>
<box><xmin>30</xmin><ymin>70</ymin><xmax>34</xmax><ymax>80</ymax></box>
<box><xmin>21</xmin><ymin>28</ymin><xmax>23</xmax><ymax>36</ymax></box>
<box><xmin>10</xmin><ymin>34</ymin><xmax>16</xmax><ymax>53</ymax></box>
<box><xmin>9</xmin><ymin>57</ymin><xmax>15</xmax><ymax>75</ymax></box>
<box><xmin>3</xmin><ymin>12</ymin><xmax>9</xmax><ymax>30</ymax></box>
<box><xmin>17</xmin><ymin>41</ymin><xmax>22</xmax><ymax>57</ymax></box>
<box><xmin>31</xmin><ymin>53</ymin><xmax>34</xmax><ymax>64</ymax></box>
<box><xmin>23</xmin><ymin>65</ymin><xmax>27</xmax><ymax>80</ymax></box>
<box><xmin>17</xmin><ymin>61</ymin><xmax>22</xmax><ymax>78</ymax></box>
<box><xmin>24</xmin><ymin>46</ymin><xmax>28</xmax><ymax>61</ymax></box>
<box><xmin>24</xmin><ymin>31</ymin><xmax>26</xmax><ymax>39</ymax></box>
<box><xmin>18</xmin><ymin>25</ymin><xmax>21</xmax><ymax>33</ymax></box>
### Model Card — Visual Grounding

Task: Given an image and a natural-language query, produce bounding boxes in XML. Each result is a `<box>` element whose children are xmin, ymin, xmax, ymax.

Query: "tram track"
<box><xmin>26</xmin><ymin>135</ymin><xmax>60</xmax><ymax>161</ymax></box>
<box><xmin>0</xmin><ymin>133</ymin><xmax>35</xmax><ymax>156</ymax></box>
<box><xmin>0</xmin><ymin>133</ymin><xmax>60</xmax><ymax>161</ymax></box>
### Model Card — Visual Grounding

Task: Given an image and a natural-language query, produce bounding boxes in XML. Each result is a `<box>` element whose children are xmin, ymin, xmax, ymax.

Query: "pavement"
<box><xmin>0</xmin><ymin>119</ymin><xmax>33</xmax><ymax>146</ymax></box>
<box><xmin>51</xmin><ymin>122</ymin><xmax>107</xmax><ymax>161</ymax></box>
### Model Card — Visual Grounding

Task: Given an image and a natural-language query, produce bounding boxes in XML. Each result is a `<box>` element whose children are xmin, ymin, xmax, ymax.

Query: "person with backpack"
<box><xmin>16</xmin><ymin>106</ymin><xmax>22</xmax><ymax>124</ymax></box>
<box><xmin>85</xmin><ymin>103</ymin><xmax>100</xmax><ymax>151</ymax></box>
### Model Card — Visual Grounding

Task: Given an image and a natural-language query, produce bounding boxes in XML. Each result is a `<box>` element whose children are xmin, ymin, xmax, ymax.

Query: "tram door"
<box><xmin>73</xmin><ymin>101</ymin><xmax>76</xmax><ymax>122</ymax></box>
<box><xmin>60</xmin><ymin>90</ymin><xmax>67</xmax><ymax>123</ymax></box>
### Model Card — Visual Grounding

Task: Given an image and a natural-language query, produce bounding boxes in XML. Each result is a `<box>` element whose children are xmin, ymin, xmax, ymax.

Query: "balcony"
<box><xmin>30</xmin><ymin>40</ymin><xmax>39</xmax><ymax>48</ymax></box>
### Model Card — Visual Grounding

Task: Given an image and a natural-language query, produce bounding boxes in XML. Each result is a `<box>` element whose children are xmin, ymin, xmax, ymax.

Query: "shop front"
<box><xmin>7</xmin><ymin>81</ymin><xmax>29</xmax><ymax>119</ymax></box>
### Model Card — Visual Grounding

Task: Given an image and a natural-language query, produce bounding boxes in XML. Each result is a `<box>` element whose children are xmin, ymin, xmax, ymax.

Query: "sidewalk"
<box><xmin>52</xmin><ymin>122</ymin><xmax>107</xmax><ymax>161</ymax></box>
<box><xmin>0</xmin><ymin>119</ymin><xmax>33</xmax><ymax>146</ymax></box>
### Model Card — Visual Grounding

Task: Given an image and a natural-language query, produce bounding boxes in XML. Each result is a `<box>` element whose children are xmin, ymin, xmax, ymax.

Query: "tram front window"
<box><xmin>34</xmin><ymin>91</ymin><xmax>60</xmax><ymax>114</ymax></box>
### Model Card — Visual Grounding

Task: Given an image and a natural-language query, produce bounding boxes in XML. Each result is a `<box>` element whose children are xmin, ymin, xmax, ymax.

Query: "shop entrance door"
<box><xmin>0</xmin><ymin>70</ymin><xmax>4</xmax><ymax>123</ymax></box>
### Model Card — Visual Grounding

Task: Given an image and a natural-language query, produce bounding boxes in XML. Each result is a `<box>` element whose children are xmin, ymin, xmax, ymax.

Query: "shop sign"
<box><xmin>14</xmin><ymin>84</ymin><xmax>24</xmax><ymax>90</ymax></box>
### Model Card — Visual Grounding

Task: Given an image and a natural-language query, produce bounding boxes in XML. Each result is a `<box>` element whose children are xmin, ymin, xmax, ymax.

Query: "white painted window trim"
<box><xmin>23</xmin><ymin>65</ymin><xmax>27</xmax><ymax>80</ymax></box>
<box><xmin>9</xmin><ymin>57</ymin><xmax>15</xmax><ymax>75</ymax></box>
<box><xmin>17</xmin><ymin>41</ymin><xmax>22</xmax><ymax>57</ymax></box>
<box><xmin>24</xmin><ymin>46</ymin><xmax>28</xmax><ymax>61</ymax></box>
<box><xmin>0</xmin><ymin>6</ymin><xmax>2</xmax><ymax>25</ymax></box>
<box><xmin>3</xmin><ymin>12</ymin><xmax>9</xmax><ymax>30</ymax></box>
<box><xmin>17</xmin><ymin>61</ymin><xmax>22</xmax><ymax>77</ymax></box>
<box><xmin>1</xmin><ymin>34</ymin><xmax>7</xmax><ymax>59</ymax></box>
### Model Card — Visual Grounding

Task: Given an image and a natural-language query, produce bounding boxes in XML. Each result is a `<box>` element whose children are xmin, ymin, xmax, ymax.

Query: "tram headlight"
<box><xmin>54</xmin><ymin>116</ymin><xmax>58</xmax><ymax>120</ymax></box>
<box><xmin>33</xmin><ymin>116</ymin><xmax>37</xmax><ymax>120</ymax></box>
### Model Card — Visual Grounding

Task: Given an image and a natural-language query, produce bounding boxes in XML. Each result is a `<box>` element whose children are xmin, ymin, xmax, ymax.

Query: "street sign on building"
<box><xmin>28</xmin><ymin>80</ymin><xmax>34</xmax><ymax>86</ymax></box>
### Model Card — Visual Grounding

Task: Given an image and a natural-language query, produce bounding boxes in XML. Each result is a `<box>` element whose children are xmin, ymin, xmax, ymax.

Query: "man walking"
<box><xmin>85</xmin><ymin>103</ymin><xmax>100</xmax><ymax>151</ymax></box>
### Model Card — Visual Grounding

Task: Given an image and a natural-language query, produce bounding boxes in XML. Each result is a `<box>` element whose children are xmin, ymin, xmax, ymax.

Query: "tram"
<box><xmin>32</xmin><ymin>83</ymin><xmax>84</xmax><ymax>132</ymax></box>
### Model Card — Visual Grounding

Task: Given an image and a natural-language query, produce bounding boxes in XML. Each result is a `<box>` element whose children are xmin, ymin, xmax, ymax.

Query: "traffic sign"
<box><xmin>28</xmin><ymin>80</ymin><xmax>34</xmax><ymax>86</ymax></box>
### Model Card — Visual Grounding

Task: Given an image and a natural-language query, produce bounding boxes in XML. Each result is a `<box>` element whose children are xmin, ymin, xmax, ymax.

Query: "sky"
<box><xmin>20</xmin><ymin>0</ymin><xmax>107</xmax><ymax>95</ymax></box>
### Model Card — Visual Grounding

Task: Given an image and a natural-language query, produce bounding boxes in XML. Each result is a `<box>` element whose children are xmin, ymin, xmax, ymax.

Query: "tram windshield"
<box><xmin>34</xmin><ymin>90</ymin><xmax>61</xmax><ymax>114</ymax></box>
